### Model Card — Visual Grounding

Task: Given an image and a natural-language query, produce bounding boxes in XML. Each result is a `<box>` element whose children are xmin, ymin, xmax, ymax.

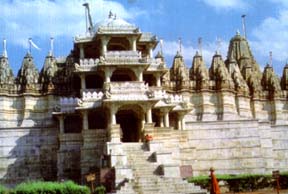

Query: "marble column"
<box><xmin>149</xmin><ymin>47</ymin><xmax>153</xmax><ymax>59</ymax></box>
<box><xmin>79</xmin><ymin>44</ymin><xmax>85</xmax><ymax>59</ymax></box>
<box><xmin>164</xmin><ymin>112</ymin><xmax>169</xmax><ymax>127</ymax></box>
<box><xmin>58</xmin><ymin>115</ymin><xmax>65</xmax><ymax>134</ymax></box>
<box><xmin>146</xmin><ymin>108</ymin><xmax>152</xmax><ymax>123</ymax></box>
<box><xmin>101</xmin><ymin>36</ymin><xmax>110</xmax><ymax>56</ymax></box>
<box><xmin>160</xmin><ymin>116</ymin><xmax>164</xmax><ymax>127</ymax></box>
<box><xmin>177</xmin><ymin>119</ymin><xmax>182</xmax><ymax>130</ymax></box>
<box><xmin>111</xmin><ymin>110</ymin><xmax>116</xmax><ymax>125</ymax></box>
<box><xmin>80</xmin><ymin>74</ymin><xmax>86</xmax><ymax>90</ymax></box>
<box><xmin>156</xmin><ymin>75</ymin><xmax>161</xmax><ymax>87</ymax></box>
<box><xmin>181</xmin><ymin>117</ymin><xmax>185</xmax><ymax>130</ymax></box>
<box><xmin>82</xmin><ymin>110</ymin><xmax>89</xmax><ymax>130</ymax></box>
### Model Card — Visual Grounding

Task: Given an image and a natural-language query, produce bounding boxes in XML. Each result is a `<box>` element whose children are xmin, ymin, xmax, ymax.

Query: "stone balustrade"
<box><xmin>79</xmin><ymin>58</ymin><xmax>99</xmax><ymax>66</ymax></box>
<box><xmin>109</xmin><ymin>81</ymin><xmax>149</xmax><ymax>101</ymax></box>
<box><xmin>82</xmin><ymin>89</ymin><xmax>104</xmax><ymax>101</ymax></box>
<box><xmin>110</xmin><ymin>81</ymin><xmax>148</xmax><ymax>92</ymax></box>
<box><xmin>104</xmin><ymin>51</ymin><xmax>143</xmax><ymax>64</ymax></box>
<box><xmin>150</xmin><ymin>88</ymin><xmax>184</xmax><ymax>103</ymax></box>
<box><xmin>59</xmin><ymin>97</ymin><xmax>80</xmax><ymax>113</ymax></box>
<box><xmin>147</xmin><ymin>58</ymin><xmax>166</xmax><ymax>70</ymax></box>
<box><xmin>74</xmin><ymin>59</ymin><xmax>99</xmax><ymax>71</ymax></box>
<box><xmin>98</xmin><ymin>25</ymin><xmax>138</xmax><ymax>33</ymax></box>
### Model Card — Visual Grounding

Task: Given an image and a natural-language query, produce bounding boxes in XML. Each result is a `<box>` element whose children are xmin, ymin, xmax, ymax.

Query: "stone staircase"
<box><xmin>112</xmin><ymin>143</ymin><xmax>207</xmax><ymax>194</ymax></box>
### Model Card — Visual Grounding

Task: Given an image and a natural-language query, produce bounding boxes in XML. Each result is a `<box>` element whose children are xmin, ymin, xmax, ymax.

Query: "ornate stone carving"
<box><xmin>281</xmin><ymin>63</ymin><xmax>288</xmax><ymax>90</ymax></box>
<box><xmin>209</xmin><ymin>53</ymin><xmax>234</xmax><ymax>89</ymax></box>
<box><xmin>229</xmin><ymin>59</ymin><xmax>249</xmax><ymax>93</ymax></box>
<box><xmin>262</xmin><ymin>64</ymin><xmax>281</xmax><ymax>97</ymax></box>
<box><xmin>0</xmin><ymin>55</ymin><xmax>14</xmax><ymax>85</ymax></box>
<box><xmin>190</xmin><ymin>52</ymin><xmax>209</xmax><ymax>89</ymax></box>
<box><xmin>16</xmin><ymin>53</ymin><xmax>40</xmax><ymax>91</ymax></box>
<box><xmin>39</xmin><ymin>54</ymin><xmax>58</xmax><ymax>92</ymax></box>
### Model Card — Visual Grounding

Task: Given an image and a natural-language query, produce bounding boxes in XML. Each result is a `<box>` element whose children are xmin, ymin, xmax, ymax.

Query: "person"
<box><xmin>210</xmin><ymin>167</ymin><xmax>221</xmax><ymax>194</ymax></box>
<box><xmin>144</xmin><ymin>134</ymin><xmax>153</xmax><ymax>142</ymax></box>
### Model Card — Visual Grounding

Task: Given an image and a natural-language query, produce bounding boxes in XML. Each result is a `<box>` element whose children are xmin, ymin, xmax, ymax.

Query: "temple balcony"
<box><xmin>56</xmin><ymin>97</ymin><xmax>80</xmax><ymax>113</ymax></box>
<box><xmin>74</xmin><ymin>58</ymin><xmax>99</xmax><ymax>72</ymax></box>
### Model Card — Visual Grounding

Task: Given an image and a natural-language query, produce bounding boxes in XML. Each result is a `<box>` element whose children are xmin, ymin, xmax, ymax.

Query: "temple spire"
<box><xmin>2</xmin><ymin>38</ymin><xmax>7</xmax><ymax>58</ymax></box>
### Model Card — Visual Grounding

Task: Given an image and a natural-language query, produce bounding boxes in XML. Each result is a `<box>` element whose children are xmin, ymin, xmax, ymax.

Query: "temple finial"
<box><xmin>49</xmin><ymin>37</ymin><xmax>54</xmax><ymax>56</ymax></box>
<box><xmin>216</xmin><ymin>37</ymin><xmax>222</xmax><ymax>55</ymax></box>
<box><xmin>178</xmin><ymin>37</ymin><xmax>182</xmax><ymax>55</ymax></box>
<box><xmin>2</xmin><ymin>38</ymin><xmax>7</xmax><ymax>58</ymax></box>
<box><xmin>269</xmin><ymin>51</ymin><xmax>273</xmax><ymax>68</ymax></box>
<box><xmin>160</xmin><ymin>39</ymin><xmax>163</xmax><ymax>55</ymax></box>
<box><xmin>198</xmin><ymin>37</ymin><xmax>202</xmax><ymax>56</ymax></box>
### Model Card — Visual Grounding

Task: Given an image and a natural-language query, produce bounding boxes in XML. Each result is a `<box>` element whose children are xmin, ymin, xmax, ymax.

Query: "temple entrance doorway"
<box><xmin>116</xmin><ymin>109</ymin><xmax>141</xmax><ymax>142</ymax></box>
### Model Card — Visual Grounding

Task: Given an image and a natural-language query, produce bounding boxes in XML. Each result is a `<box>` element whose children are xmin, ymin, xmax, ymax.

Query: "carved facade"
<box><xmin>0</xmin><ymin>10</ymin><xmax>288</xmax><ymax>193</ymax></box>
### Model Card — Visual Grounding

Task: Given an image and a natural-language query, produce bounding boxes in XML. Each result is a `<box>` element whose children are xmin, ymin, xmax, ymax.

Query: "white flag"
<box><xmin>29</xmin><ymin>38</ymin><xmax>41</xmax><ymax>50</ymax></box>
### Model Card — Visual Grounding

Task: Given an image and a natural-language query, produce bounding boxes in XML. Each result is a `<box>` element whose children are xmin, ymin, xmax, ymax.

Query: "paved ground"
<box><xmin>225</xmin><ymin>189</ymin><xmax>288</xmax><ymax>194</ymax></box>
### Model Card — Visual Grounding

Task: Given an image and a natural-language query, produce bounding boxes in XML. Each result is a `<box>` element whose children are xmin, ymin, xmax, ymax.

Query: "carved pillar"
<box><xmin>149</xmin><ymin>47</ymin><xmax>153</xmax><ymax>59</ymax></box>
<box><xmin>110</xmin><ymin>109</ymin><xmax>116</xmax><ymax>125</ymax></box>
<box><xmin>164</xmin><ymin>112</ymin><xmax>169</xmax><ymax>127</ymax></box>
<box><xmin>146</xmin><ymin>108</ymin><xmax>152</xmax><ymax>123</ymax></box>
<box><xmin>79</xmin><ymin>74</ymin><xmax>86</xmax><ymax>90</ymax></box>
<box><xmin>82</xmin><ymin>110</ymin><xmax>89</xmax><ymax>130</ymax></box>
<box><xmin>177</xmin><ymin>119</ymin><xmax>181</xmax><ymax>130</ymax></box>
<box><xmin>181</xmin><ymin>117</ymin><xmax>185</xmax><ymax>130</ymax></box>
<box><xmin>128</xmin><ymin>36</ymin><xmax>137</xmax><ymax>51</ymax></box>
<box><xmin>105</xmin><ymin>68</ymin><xmax>114</xmax><ymax>83</ymax></box>
<box><xmin>139</xmin><ymin>72</ymin><xmax>143</xmax><ymax>81</ymax></box>
<box><xmin>156</xmin><ymin>74</ymin><xmax>161</xmax><ymax>87</ymax></box>
<box><xmin>59</xmin><ymin>115</ymin><xmax>65</xmax><ymax>134</ymax></box>
<box><xmin>79</xmin><ymin>44</ymin><xmax>85</xmax><ymax>59</ymax></box>
<box><xmin>160</xmin><ymin>116</ymin><xmax>164</xmax><ymax>127</ymax></box>
<box><xmin>101</xmin><ymin>36</ymin><xmax>110</xmax><ymax>56</ymax></box>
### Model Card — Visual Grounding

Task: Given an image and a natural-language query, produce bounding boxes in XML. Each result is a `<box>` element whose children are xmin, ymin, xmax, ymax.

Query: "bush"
<box><xmin>94</xmin><ymin>185</ymin><xmax>105</xmax><ymax>194</ymax></box>
<box><xmin>13</xmin><ymin>181</ymin><xmax>90</xmax><ymax>194</ymax></box>
<box><xmin>189</xmin><ymin>173</ymin><xmax>288</xmax><ymax>192</ymax></box>
<box><xmin>0</xmin><ymin>185</ymin><xmax>8</xmax><ymax>194</ymax></box>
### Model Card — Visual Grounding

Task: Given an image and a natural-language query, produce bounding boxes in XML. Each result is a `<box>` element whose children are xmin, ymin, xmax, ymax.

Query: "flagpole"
<box><xmin>29</xmin><ymin>38</ymin><xmax>32</xmax><ymax>54</ymax></box>
<box><xmin>50</xmin><ymin>37</ymin><xmax>54</xmax><ymax>56</ymax></box>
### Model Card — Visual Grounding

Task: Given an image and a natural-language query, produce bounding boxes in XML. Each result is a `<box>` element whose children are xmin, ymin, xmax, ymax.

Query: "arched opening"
<box><xmin>72</xmin><ymin>76</ymin><xmax>81</xmax><ymax>97</ymax></box>
<box><xmin>64</xmin><ymin>115</ymin><xmax>82</xmax><ymax>133</ymax></box>
<box><xmin>88</xmin><ymin>108</ymin><xmax>108</xmax><ymax>129</ymax></box>
<box><xmin>116</xmin><ymin>106</ymin><xmax>143</xmax><ymax>142</ymax></box>
<box><xmin>152</xmin><ymin>110</ymin><xmax>161</xmax><ymax>127</ymax></box>
<box><xmin>111</xmin><ymin>69</ymin><xmax>136</xmax><ymax>82</ymax></box>
<box><xmin>86</xmin><ymin>74</ymin><xmax>104</xmax><ymax>89</ymax></box>
<box><xmin>143</xmin><ymin>74</ymin><xmax>157</xmax><ymax>86</ymax></box>
<box><xmin>108</xmin><ymin>37</ymin><xmax>130</xmax><ymax>51</ymax></box>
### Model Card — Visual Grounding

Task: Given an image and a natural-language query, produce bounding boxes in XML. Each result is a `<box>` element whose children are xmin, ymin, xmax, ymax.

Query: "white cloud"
<box><xmin>200</xmin><ymin>0</ymin><xmax>248</xmax><ymax>10</ymax></box>
<box><xmin>0</xmin><ymin>0</ymin><xmax>137</xmax><ymax>48</ymax></box>
<box><xmin>251</xmin><ymin>9</ymin><xmax>288</xmax><ymax>64</ymax></box>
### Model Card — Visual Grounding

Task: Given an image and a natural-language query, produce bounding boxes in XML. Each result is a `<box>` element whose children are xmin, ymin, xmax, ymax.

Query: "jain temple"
<box><xmin>0</xmin><ymin>6</ymin><xmax>288</xmax><ymax>194</ymax></box>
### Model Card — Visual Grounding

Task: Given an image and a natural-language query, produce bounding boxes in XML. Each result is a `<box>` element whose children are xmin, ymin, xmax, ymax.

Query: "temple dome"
<box><xmin>94</xmin><ymin>12</ymin><xmax>138</xmax><ymax>34</ymax></box>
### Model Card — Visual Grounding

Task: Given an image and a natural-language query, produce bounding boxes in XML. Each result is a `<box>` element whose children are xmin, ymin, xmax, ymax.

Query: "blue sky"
<box><xmin>1</xmin><ymin>0</ymin><xmax>288</xmax><ymax>76</ymax></box>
